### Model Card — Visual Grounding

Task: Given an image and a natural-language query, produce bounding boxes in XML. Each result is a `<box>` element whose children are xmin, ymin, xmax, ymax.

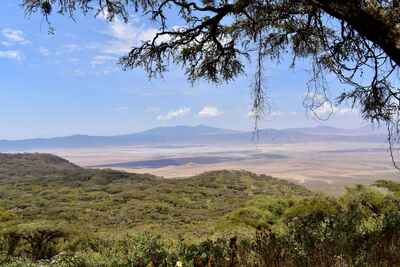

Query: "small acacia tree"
<box><xmin>1</xmin><ymin>222</ymin><xmax>68</xmax><ymax>260</ymax></box>
<box><xmin>22</xmin><ymin>0</ymin><xmax>400</xmax><ymax>163</ymax></box>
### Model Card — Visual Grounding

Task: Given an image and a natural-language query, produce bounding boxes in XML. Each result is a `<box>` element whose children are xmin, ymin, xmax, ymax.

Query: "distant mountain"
<box><xmin>0</xmin><ymin>125</ymin><xmax>387</xmax><ymax>151</ymax></box>
<box><xmin>136</xmin><ymin>124</ymin><xmax>240</xmax><ymax>136</ymax></box>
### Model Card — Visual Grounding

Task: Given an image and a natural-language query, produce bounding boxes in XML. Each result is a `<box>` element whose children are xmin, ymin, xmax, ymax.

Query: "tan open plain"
<box><xmin>36</xmin><ymin>142</ymin><xmax>400</xmax><ymax>194</ymax></box>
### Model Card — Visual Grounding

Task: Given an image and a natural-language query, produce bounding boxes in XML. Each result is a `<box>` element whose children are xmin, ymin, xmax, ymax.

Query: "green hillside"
<box><xmin>0</xmin><ymin>153</ymin><xmax>82</xmax><ymax>178</ymax></box>
<box><xmin>1</xmin><ymin>154</ymin><xmax>400</xmax><ymax>266</ymax></box>
<box><xmin>0</xmin><ymin>154</ymin><xmax>310</xmax><ymax>241</ymax></box>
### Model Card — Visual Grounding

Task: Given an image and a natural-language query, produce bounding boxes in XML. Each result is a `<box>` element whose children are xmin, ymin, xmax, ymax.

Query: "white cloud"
<box><xmin>91</xmin><ymin>17</ymin><xmax>177</xmax><ymax>72</ymax></box>
<box><xmin>304</xmin><ymin>91</ymin><xmax>356</xmax><ymax>118</ymax></box>
<box><xmin>312</xmin><ymin>102</ymin><xmax>356</xmax><ymax>118</ymax></box>
<box><xmin>1</xmin><ymin>28</ymin><xmax>29</xmax><ymax>45</ymax></box>
<box><xmin>313</xmin><ymin>102</ymin><xmax>333</xmax><ymax>116</ymax></box>
<box><xmin>198</xmin><ymin>106</ymin><xmax>223</xmax><ymax>118</ymax></box>
<box><xmin>99</xmin><ymin>19</ymin><xmax>170</xmax><ymax>56</ymax></box>
<box><xmin>157</xmin><ymin>107</ymin><xmax>191</xmax><ymax>121</ymax></box>
<box><xmin>102</xmin><ymin>20</ymin><xmax>142</xmax><ymax>55</ymax></box>
<box><xmin>39</xmin><ymin>46</ymin><xmax>50</xmax><ymax>57</ymax></box>
<box><xmin>0</xmin><ymin>50</ymin><xmax>22</xmax><ymax>61</ymax></box>
<box><xmin>90</xmin><ymin>19</ymin><xmax>149</xmax><ymax>65</ymax></box>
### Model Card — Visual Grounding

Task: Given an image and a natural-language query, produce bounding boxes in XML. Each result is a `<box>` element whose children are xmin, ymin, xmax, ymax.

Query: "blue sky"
<box><xmin>0</xmin><ymin>1</ymin><xmax>366</xmax><ymax>139</ymax></box>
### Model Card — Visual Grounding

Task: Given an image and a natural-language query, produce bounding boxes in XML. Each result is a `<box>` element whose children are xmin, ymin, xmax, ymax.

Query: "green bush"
<box><xmin>1</xmin><ymin>222</ymin><xmax>68</xmax><ymax>261</ymax></box>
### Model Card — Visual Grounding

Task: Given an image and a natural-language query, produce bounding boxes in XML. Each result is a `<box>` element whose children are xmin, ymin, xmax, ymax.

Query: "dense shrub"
<box><xmin>253</xmin><ymin>186</ymin><xmax>400</xmax><ymax>267</ymax></box>
<box><xmin>1</xmin><ymin>222</ymin><xmax>68</xmax><ymax>261</ymax></box>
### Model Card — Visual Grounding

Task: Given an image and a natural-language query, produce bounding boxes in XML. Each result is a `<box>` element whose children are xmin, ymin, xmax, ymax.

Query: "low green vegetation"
<box><xmin>1</xmin><ymin>153</ymin><xmax>400</xmax><ymax>266</ymax></box>
<box><xmin>0</xmin><ymin>154</ymin><xmax>309</xmax><ymax>241</ymax></box>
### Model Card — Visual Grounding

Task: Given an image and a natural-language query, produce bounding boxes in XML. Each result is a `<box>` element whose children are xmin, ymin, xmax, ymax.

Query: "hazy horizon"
<box><xmin>0</xmin><ymin>123</ymin><xmax>386</xmax><ymax>141</ymax></box>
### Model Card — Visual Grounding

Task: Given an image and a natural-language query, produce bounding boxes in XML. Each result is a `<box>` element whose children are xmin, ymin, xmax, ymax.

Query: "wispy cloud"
<box><xmin>303</xmin><ymin>91</ymin><xmax>356</xmax><ymax>119</ymax></box>
<box><xmin>89</xmin><ymin>17</ymin><xmax>174</xmax><ymax>73</ymax></box>
<box><xmin>198</xmin><ymin>106</ymin><xmax>223</xmax><ymax>118</ymax></box>
<box><xmin>102</xmin><ymin>20</ymin><xmax>139</xmax><ymax>55</ymax></box>
<box><xmin>98</xmin><ymin>18</ymin><xmax>170</xmax><ymax>57</ymax></box>
<box><xmin>157</xmin><ymin>107</ymin><xmax>191</xmax><ymax>121</ymax></box>
<box><xmin>91</xmin><ymin>54</ymin><xmax>117</xmax><ymax>66</ymax></box>
<box><xmin>0</xmin><ymin>50</ymin><xmax>22</xmax><ymax>61</ymax></box>
<box><xmin>1</xmin><ymin>28</ymin><xmax>30</xmax><ymax>45</ymax></box>
<box><xmin>63</xmin><ymin>44</ymin><xmax>81</xmax><ymax>53</ymax></box>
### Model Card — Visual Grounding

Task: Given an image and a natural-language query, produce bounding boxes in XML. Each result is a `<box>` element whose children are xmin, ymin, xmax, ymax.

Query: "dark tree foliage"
<box><xmin>2</xmin><ymin>223</ymin><xmax>68</xmax><ymax>261</ymax></box>
<box><xmin>22</xmin><ymin>0</ymin><xmax>400</xmax><ymax>163</ymax></box>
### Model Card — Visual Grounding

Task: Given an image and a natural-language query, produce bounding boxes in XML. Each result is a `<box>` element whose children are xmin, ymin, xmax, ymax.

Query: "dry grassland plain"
<box><xmin>31</xmin><ymin>141</ymin><xmax>400</xmax><ymax>194</ymax></box>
